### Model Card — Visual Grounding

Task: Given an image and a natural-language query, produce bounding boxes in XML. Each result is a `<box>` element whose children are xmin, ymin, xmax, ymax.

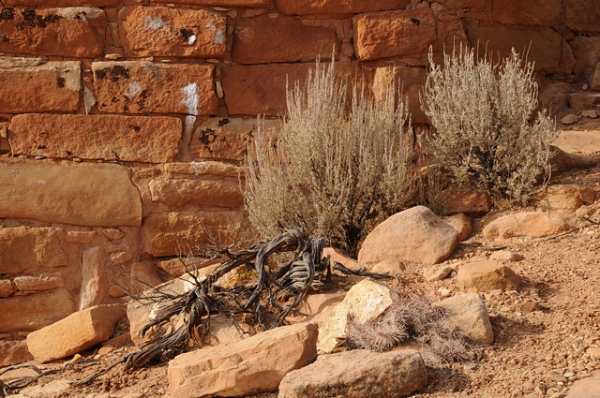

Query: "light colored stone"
<box><xmin>483</xmin><ymin>211</ymin><xmax>576</xmax><ymax>239</ymax></box>
<box><xmin>108</xmin><ymin>251</ymin><xmax>133</xmax><ymax>266</ymax></box>
<box><xmin>0</xmin><ymin>288</ymin><xmax>75</xmax><ymax>333</ymax></box>
<box><xmin>457</xmin><ymin>259</ymin><xmax>521</xmax><ymax>293</ymax></box>
<box><xmin>279</xmin><ymin>348</ymin><xmax>427</xmax><ymax>398</ymax></box>
<box><xmin>165</xmin><ymin>161</ymin><xmax>242</xmax><ymax>178</ymax></box>
<box><xmin>359</xmin><ymin>206</ymin><xmax>460</xmax><ymax>266</ymax></box>
<box><xmin>286</xmin><ymin>293</ymin><xmax>346</xmax><ymax>325</ymax></box>
<box><xmin>441</xmin><ymin>186</ymin><xmax>492</xmax><ymax>215</ymax></box>
<box><xmin>0</xmin><ymin>227</ymin><xmax>67</xmax><ymax>274</ymax></box>
<box><xmin>553</xmin><ymin>131</ymin><xmax>600</xmax><ymax>155</ymax></box>
<box><xmin>66</xmin><ymin>230</ymin><xmax>96</xmax><ymax>244</ymax></box>
<box><xmin>0</xmin><ymin>279</ymin><xmax>14</xmax><ymax>297</ymax></box>
<box><xmin>442</xmin><ymin>213</ymin><xmax>473</xmax><ymax>241</ymax></box>
<box><xmin>0</xmin><ymin>7</ymin><xmax>105</xmax><ymax>57</ymax></box>
<box><xmin>27</xmin><ymin>304</ymin><xmax>126</xmax><ymax>363</ymax></box>
<box><xmin>9</xmin><ymin>114</ymin><xmax>182</xmax><ymax>163</ymax></box>
<box><xmin>200</xmin><ymin>313</ymin><xmax>254</xmax><ymax>347</ymax></box>
<box><xmin>102</xmin><ymin>228</ymin><xmax>124</xmax><ymax>240</ymax></box>
<box><xmin>561</xmin><ymin>114</ymin><xmax>580</xmax><ymax>125</ymax></box>
<box><xmin>142</xmin><ymin>210</ymin><xmax>251</xmax><ymax>257</ymax></box>
<box><xmin>13</xmin><ymin>275</ymin><xmax>64</xmax><ymax>292</ymax></box>
<box><xmin>582</xmin><ymin>109</ymin><xmax>598</xmax><ymax>118</ymax></box>
<box><xmin>168</xmin><ymin>323</ymin><xmax>318</xmax><ymax>398</ymax></box>
<box><xmin>353</xmin><ymin>8</ymin><xmax>438</xmax><ymax>61</ymax></box>
<box><xmin>0</xmin><ymin>340</ymin><xmax>33</xmax><ymax>367</ymax></box>
<box><xmin>79</xmin><ymin>247</ymin><xmax>108</xmax><ymax>311</ymax></box>
<box><xmin>148</xmin><ymin>176</ymin><xmax>244</xmax><ymax>209</ymax></box>
<box><xmin>536</xmin><ymin>184</ymin><xmax>595</xmax><ymax>214</ymax></box>
<box><xmin>565</xmin><ymin>370</ymin><xmax>600</xmax><ymax>398</ymax></box>
<box><xmin>489</xmin><ymin>251</ymin><xmax>524</xmax><ymax>262</ymax></box>
<box><xmin>0</xmin><ymin>160</ymin><xmax>142</xmax><ymax>227</ymax></box>
<box><xmin>318</xmin><ymin>279</ymin><xmax>396</xmax><ymax>354</ymax></box>
<box><xmin>92</xmin><ymin>62</ymin><xmax>217</xmax><ymax>115</ymax></box>
<box><xmin>322</xmin><ymin>247</ymin><xmax>359</xmax><ymax>271</ymax></box>
<box><xmin>423</xmin><ymin>265</ymin><xmax>453</xmax><ymax>282</ymax></box>
<box><xmin>371</xmin><ymin>258</ymin><xmax>406</xmax><ymax>275</ymax></box>
<box><xmin>19</xmin><ymin>379</ymin><xmax>72</xmax><ymax>397</ymax></box>
<box><xmin>119</xmin><ymin>7</ymin><xmax>226</xmax><ymax>58</ymax></box>
<box><xmin>129</xmin><ymin>262</ymin><xmax>163</xmax><ymax>295</ymax></box>
<box><xmin>276</xmin><ymin>0</ymin><xmax>410</xmax><ymax>14</ymax></box>
<box><xmin>434</xmin><ymin>292</ymin><xmax>494</xmax><ymax>345</ymax></box>
<box><xmin>0</xmin><ymin>57</ymin><xmax>80</xmax><ymax>113</ymax></box>
<box><xmin>587</xmin><ymin>347</ymin><xmax>600</xmax><ymax>360</ymax></box>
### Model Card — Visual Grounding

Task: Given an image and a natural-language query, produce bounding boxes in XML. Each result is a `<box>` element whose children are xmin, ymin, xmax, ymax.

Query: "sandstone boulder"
<box><xmin>442</xmin><ymin>213</ymin><xmax>473</xmax><ymax>241</ymax></box>
<box><xmin>434</xmin><ymin>292</ymin><xmax>494</xmax><ymax>345</ymax></box>
<box><xmin>457</xmin><ymin>259</ymin><xmax>521</xmax><ymax>293</ymax></box>
<box><xmin>536</xmin><ymin>184</ymin><xmax>595</xmax><ymax>214</ymax></box>
<box><xmin>129</xmin><ymin>262</ymin><xmax>163</xmax><ymax>296</ymax></box>
<box><xmin>359</xmin><ymin>206</ymin><xmax>460</xmax><ymax>266</ymax></box>
<box><xmin>440</xmin><ymin>186</ymin><xmax>492</xmax><ymax>215</ymax></box>
<box><xmin>423</xmin><ymin>265</ymin><xmax>453</xmax><ymax>282</ymax></box>
<box><xmin>27</xmin><ymin>304</ymin><xmax>126</xmax><ymax>363</ymax></box>
<box><xmin>279</xmin><ymin>348</ymin><xmax>427</xmax><ymax>398</ymax></box>
<box><xmin>483</xmin><ymin>212</ymin><xmax>576</xmax><ymax>239</ymax></box>
<box><xmin>168</xmin><ymin>323</ymin><xmax>318</xmax><ymax>397</ymax></box>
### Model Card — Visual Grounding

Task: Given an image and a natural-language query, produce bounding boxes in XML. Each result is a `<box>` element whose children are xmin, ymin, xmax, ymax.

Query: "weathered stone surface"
<box><xmin>322</xmin><ymin>247</ymin><xmax>360</xmax><ymax>271</ymax></box>
<box><xmin>590</xmin><ymin>63</ymin><xmax>600</xmax><ymax>91</ymax></box>
<box><xmin>0</xmin><ymin>288</ymin><xmax>74</xmax><ymax>333</ymax></box>
<box><xmin>0</xmin><ymin>123</ymin><xmax>8</xmax><ymax>155</ymax></box>
<box><xmin>149</xmin><ymin>176</ymin><xmax>244</xmax><ymax>208</ymax></box>
<box><xmin>66</xmin><ymin>230</ymin><xmax>96</xmax><ymax>244</ymax></box>
<box><xmin>156</xmin><ymin>256</ymin><xmax>215</xmax><ymax>277</ymax></box>
<box><xmin>79</xmin><ymin>247</ymin><xmax>108</xmax><ymax>311</ymax></box>
<box><xmin>4</xmin><ymin>0</ymin><xmax>118</xmax><ymax>5</ymax></box>
<box><xmin>423</xmin><ymin>265</ymin><xmax>453</xmax><ymax>282</ymax></box>
<box><xmin>0</xmin><ymin>227</ymin><xmax>67</xmax><ymax>274</ymax></box>
<box><xmin>359</xmin><ymin>206</ymin><xmax>460</xmax><ymax>266</ymax></box>
<box><xmin>0</xmin><ymin>58</ymin><xmax>80</xmax><ymax>113</ymax></box>
<box><xmin>0</xmin><ymin>340</ymin><xmax>33</xmax><ymax>367</ymax></box>
<box><xmin>429</xmin><ymin>0</ymin><xmax>486</xmax><ymax>11</ymax></box>
<box><xmin>165</xmin><ymin>161</ymin><xmax>242</xmax><ymax>178</ymax></box>
<box><xmin>129</xmin><ymin>262</ymin><xmax>163</xmax><ymax>295</ymax></box>
<box><xmin>93</xmin><ymin>62</ymin><xmax>217</xmax><ymax>115</ymax></box>
<box><xmin>489</xmin><ymin>251</ymin><xmax>524</xmax><ymax>262</ymax></box>
<box><xmin>565</xmin><ymin>370</ymin><xmax>600</xmax><ymax>398</ymax></box>
<box><xmin>233</xmin><ymin>19</ymin><xmax>338</xmax><ymax>64</ymax></box>
<box><xmin>280</xmin><ymin>348</ymin><xmax>426</xmax><ymax>398</ymax></box>
<box><xmin>353</xmin><ymin>8</ymin><xmax>438</xmax><ymax>61</ymax></box>
<box><xmin>287</xmin><ymin>293</ymin><xmax>346</xmax><ymax>325</ymax></box>
<box><xmin>457</xmin><ymin>259</ymin><xmax>522</xmax><ymax>293</ymax></box>
<box><xmin>276</xmin><ymin>0</ymin><xmax>410</xmax><ymax>14</ymax></box>
<box><xmin>9</xmin><ymin>114</ymin><xmax>181</xmax><ymax>163</ymax></box>
<box><xmin>168</xmin><ymin>323</ymin><xmax>318</xmax><ymax>397</ymax></box>
<box><xmin>570</xmin><ymin>37</ymin><xmax>600</xmax><ymax>80</ymax></box>
<box><xmin>0</xmin><ymin>160</ymin><xmax>142</xmax><ymax>227</ymax></box>
<box><xmin>152</xmin><ymin>0</ymin><xmax>268</xmax><ymax>4</ymax></box>
<box><xmin>536</xmin><ymin>184</ymin><xmax>595</xmax><ymax>214</ymax></box>
<box><xmin>567</xmin><ymin>93</ymin><xmax>600</xmax><ymax>110</ymax></box>
<box><xmin>560</xmin><ymin>114</ymin><xmax>580</xmax><ymax>125</ymax></box>
<box><xmin>566</xmin><ymin>0</ymin><xmax>600</xmax><ymax>32</ymax></box>
<box><xmin>441</xmin><ymin>186</ymin><xmax>492</xmax><ymax>215</ymax></box>
<box><xmin>318</xmin><ymin>279</ymin><xmax>396</xmax><ymax>353</ymax></box>
<box><xmin>492</xmin><ymin>0</ymin><xmax>560</xmax><ymax>26</ymax></box>
<box><xmin>13</xmin><ymin>275</ymin><xmax>64</xmax><ymax>292</ymax></box>
<box><xmin>102</xmin><ymin>228</ymin><xmax>124</xmax><ymax>240</ymax></box>
<box><xmin>467</xmin><ymin>25</ymin><xmax>562</xmax><ymax>74</ymax></box>
<box><xmin>0</xmin><ymin>279</ymin><xmax>14</xmax><ymax>297</ymax></box>
<box><xmin>222</xmin><ymin>62</ymin><xmax>361</xmax><ymax>116</ymax></box>
<box><xmin>143</xmin><ymin>210</ymin><xmax>251</xmax><ymax>257</ymax></box>
<box><xmin>19</xmin><ymin>379</ymin><xmax>73</xmax><ymax>397</ymax></box>
<box><xmin>434</xmin><ymin>292</ymin><xmax>494</xmax><ymax>344</ymax></box>
<box><xmin>119</xmin><ymin>7</ymin><xmax>226</xmax><ymax>58</ymax></box>
<box><xmin>27</xmin><ymin>304</ymin><xmax>126</xmax><ymax>363</ymax></box>
<box><xmin>0</xmin><ymin>7</ymin><xmax>105</xmax><ymax>57</ymax></box>
<box><xmin>483</xmin><ymin>212</ymin><xmax>576</xmax><ymax>239</ymax></box>
<box><xmin>442</xmin><ymin>213</ymin><xmax>472</xmax><ymax>241</ymax></box>
<box><xmin>550</xmin><ymin>145</ymin><xmax>598</xmax><ymax>175</ymax></box>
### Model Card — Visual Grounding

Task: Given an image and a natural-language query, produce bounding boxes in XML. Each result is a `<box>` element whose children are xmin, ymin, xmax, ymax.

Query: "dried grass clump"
<box><xmin>244</xmin><ymin>59</ymin><xmax>414</xmax><ymax>257</ymax></box>
<box><xmin>420</xmin><ymin>46</ymin><xmax>556</xmax><ymax>206</ymax></box>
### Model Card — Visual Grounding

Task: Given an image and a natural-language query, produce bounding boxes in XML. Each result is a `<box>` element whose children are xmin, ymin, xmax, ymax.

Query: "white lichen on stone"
<box><xmin>125</xmin><ymin>82</ymin><xmax>142</xmax><ymax>99</ymax></box>
<box><xmin>144</xmin><ymin>16</ymin><xmax>164</xmax><ymax>30</ymax></box>
<box><xmin>83</xmin><ymin>86</ymin><xmax>97</xmax><ymax>115</ymax></box>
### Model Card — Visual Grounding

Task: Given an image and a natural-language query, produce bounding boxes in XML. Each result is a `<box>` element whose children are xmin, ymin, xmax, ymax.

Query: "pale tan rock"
<box><xmin>483</xmin><ymin>212</ymin><xmax>576</xmax><ymax>239</ymax></box>
<box><xmin>318</xmin><ymin>279</ymin><xmax>396</xmax><ymax>353</ymax></box>
<box><xmin>566</xmin><ymin>0</ymin><xmax>600</xmax><ymax>32</ymax></box>
<box><xmin>0</xmin><ymin>340</ymin><xmax>33</xmax><ymax>367</ymax></box>
<box><xmin>151</xmin><ymin>0</ymin><xmax>269</xmax><ymax>4</ymax></box>
<box><xmin>279</xmin><ymin>348</ymin><xmax>426</xmax><ymax>398</ymax></box>
<box><xmin>582</xmin><ymin>109</ymin><xmax>598</xmax><ymax>118</ymax></box>
<box><xmin>587</xmin><ymin>347</ymin><xmax>600</xmax><ymax>360</ymax></box>
<box><xmin>553</xmin><ymin>131</ymin><xmax>600</xmax><ymax>155</ymax></box>
<box><xmin>353</xmin><ymin>8</ymin><xmax>437</xmax><ymax>61</ymax></box>
<box><xmin>441</xmin><ymin>186</ymin><xmax>492</xmax><ymax>215</ymax></box>
<box><xmin>0</xmin><ymin>7</ymin><xmax>105</xmax><ymax>57</ymax></box>
<box><xmin>371</xmin><ymin>258</ymin><xmax>406</xmax><ymax>275</ymax></box>
<box><xmin>27</xmin><ymin>304</ymin><xmax>126</xmax><ymax>363</ymax></box>
<box><xmin>0</xmin><ymin>227</ymin><xmax>67</xmax><ymax>274</ymax></box>
<box><xmin>565</xmin><ymin>370</ymin><xmax>600</xmax><ymax>398</ymax></box>
<box><xmin>9</xmin><ymin>114</ymin><xmax>182</xmax><ymax>163</ymax></box>
<box><xmin>286</xmin><ymin>293</ymin><xmax>346</xmax><ymax>325</ymax></box>
<box><xmin>536</xmin><ymin>184</ymin><xmax>595</xmax><ymax>214</ymax></box>
<box><xmin>323</xmin><ymin>247</ymin><xmax>359</xmax><ymax>271</ymax></box>
<box><xmin>108</xmin><ymin>285</ymin><xmax>128</xmax><ymax>298</ymax></box>
<box><xmin>19</xmin><ymin>379</ymin><xmax>73</xmax><ymax>397</ymax></box>
<box><xmin>489</xmin><ymin>251</ymin><xmax>524</xmax><ymax>262</ymax></box>
<box><xmin>232</xmin><ymin>19</ymin><xmax>338</xmax><ymax>64</ymax></box>
<box><xmin>168</xmin><ymin>323</ymin><xmax>318</xmax><ymax>398</ymax></box>
<box><xmin>102</xmin><ymin>228</ymin><xmax>124</xmax><ymax>240</ymax></box>
<box><xmin>66</xmin><ymin>230</ymin><xmax>96</xmax><ymax>244</ymax></box>
<box><xmin>129</xmin><ymin>262</ymin><xmax>163</xmax><ymax>296</ymax></box>
<box><xmin>560</xmin><ymin>114</ymin><xmax>580</xmax><ymax>125</ymax></box>
<box><xmin>423</xmin><ymin>265</ymin><xmax>453</xmax><ymax>282</ymax></box>
<box><xmin>79</xmin><ymin>247</ymin><xmax>108</xmax><ymax>311</ymax></box>
<box><xmin>276</xmin><ymin>0</ymin><xmax>410</xmax><ymax>14</ymax></box>
<box><xmin>434</xmin><ymin>292</ymin><xmax>494</xmax><ymax>345</ymax></box>
<box><xmin>0</xmin><ymin>57</ymin><xmax>80</xmax><ymax>113</ymax></box>
<box><xmin>0</xmin><ymin>160</ymin><xmax>142</xmax><ymax>227</ymax></box>
<box><xmin>442</xmin><ymin>213</ymin><xmax>473</xmax><ymax>241</ymax></box>
<box><xmin>457</xmin><ymin>259</ymin><xmax>521</xmax><ymax>293</ymax></box>
<box><xmin>142</xmin><ymin>210</ymin><xmax>251</xmax><ymax>257</ymax></box>
<box><xmin>200</xmin><ymin>313</ymin><xmax>254</xmax><ymax>347</ymax></box>
<box><xmin>13</xmin><ymin>275</ymin><xmax>64</xmax><ymax>292</ymax></box>
<box><xmin>429</xmin><ymin>0</ymin><xmax>486</xmax><ymax>11</ymax></box>
<box><xmin>119</xmin><ymin>7</ymin><xmax>226</xmax><ymax>58</ymax></box>
<box><xmin>0</xmin><ymin>288</ymin><xmax>75</xmax><ymax>333</ymax></box>
<box><xmin>4</xmin><ymin>0</ymin><xmax>118</xmax><ymax>5</ymax></box>
<box><xmin>358</xmin><ymin>206</ymin><xmax>460</xmax><ymax>266</ymax></box>
<box><xmin>148</xmin><ymin>176</ymin><xmax>244</xmax><ymax>208</ymax></box>
<box><xmin>492</xmin><ymin>0</ymin><xmax>560</xmax><ymax>26</ymax></box>
<box><xmin>108</xmin><ymin>251</ymin><xmax>133</xmax><ymax>266</ymax></box>
<box><xmin>0</xmin><ymin>280</ymin><xmax>14</xmax><ymax>297</ymax></box>
<box><xmin>165</xmin><ymin>161</ymin><xmax>242</xmax><ymax>178</ymax></box>
<box><xmin>93</xmin><ymin>62</ymin><xmax>217</xmax><ymax>115</ymax></box>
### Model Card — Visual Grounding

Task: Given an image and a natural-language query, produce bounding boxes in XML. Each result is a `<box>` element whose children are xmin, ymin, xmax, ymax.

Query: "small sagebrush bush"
<box><xmin>420</xmin><ymin>46</ymin><xmax>556</xmax><ymax>206</ymax></box>
<box><xmin>244</xmin><ymin>59</ymin><xmax>414</xmax><ymax>256</ymax></box>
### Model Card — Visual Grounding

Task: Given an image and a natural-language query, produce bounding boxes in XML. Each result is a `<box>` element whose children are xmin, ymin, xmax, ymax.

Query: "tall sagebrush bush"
<box><xmin>244</xmin><ymin>59</ymin><xmax>414</xmax><ymax>256</ymax></box>
<box><xmin>420</xmin><ymin>46</ymin><xmax>556</xmax><ymax>206</ymax></box>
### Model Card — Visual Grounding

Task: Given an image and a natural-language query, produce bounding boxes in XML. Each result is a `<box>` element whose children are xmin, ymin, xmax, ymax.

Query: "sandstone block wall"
<box><xmin>0</xmin><ymin>0</ymin><xmax>599</xmax><ymax>360</ymax></box>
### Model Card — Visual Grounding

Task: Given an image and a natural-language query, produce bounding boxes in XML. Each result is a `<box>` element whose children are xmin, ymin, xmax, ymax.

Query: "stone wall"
<box><xmin>1</xmin><ymin>0</ymin><xmax>599</xmax><ymax>362</ymax></box>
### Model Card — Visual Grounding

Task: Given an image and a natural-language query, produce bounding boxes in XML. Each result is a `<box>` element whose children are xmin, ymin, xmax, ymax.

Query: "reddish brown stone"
<box><xmin>232</xmin><ymin>19</ymin><xmax>338</xmax><ymax>64</ymax></box>
<box><xmin>467</xmin><ymin>25</ymin><xmax>562</xmax><ymax>74</ymax></box>
<box><xmin>0</xmin><ymin>280</ymin><xmax>15</xmax><ymax>297</ymax></box>
<box><xmin>591</xmin><ymin>63</ymin><xmax>600</xmax><ymax>91</ymax></box>
<box><xmin>0</xmin><ymin>340</ymin><xmax>33</xmax><ymax>367</ymax></box>
<box><xmin>0</xmin><ymin>7</ymin><xmax>105</xmax><ymax>57</ymax></box>
<box><xmin>275</xmin><ymin>0</ymin><xmax>410</xmax><ymax>15</ymax></box>
<box><xmin>93</xmin><ymin>62</ymin><xmax>217</xmax><ymax>115</ymax></box>
<box><xmin>492</xmin><ymin>0</ymin><xmax>561</xmax><ymax>26</ymax></box>
<box><xmin>353</xmin><ymin>8</ymin><xmax>438</xmax><ymax>61</ymax></box>
<box><xmin>0</xmin><ymin>289</ymin><xmax>75</xmax><ymax>333</ymax></box>
<box><xmin>0</xmin><ymin>122</ymin><xmax>9</xmax><ymax>154</ymax></box>
<box><xmin>0</xmin><ymin>58</ymin><xmax>80</xmax><ymax>113</ymax></box>
<box><xmin>4</xmin><ymin>0</ymin><xmax>118</xmax><ymax>4</ymax></box>
<box><xmin>14</xmin><ymin>275</ymin><xmax>64</xmax><ymax>292</ymax></box>
<box><xmin>429</xmin><ymin>0</ymin><xmax>487</xmax><ymax>11</ymax></box>
<box><xmin>566</xmin><ymin>0</ymin><xmax>600</xmax><ymax>32</ymax></box>
<box><xmin>119</xmin><ymin>7</ymin><xmax>226</xmax><ymax>58</ymax></box>
<box><xmin>149</xmin><ymin>176</ymin><xmax>244</xmax><ymax>208</ymax></box>
<box><xmin>151</xmin><ymin>0</ymin><xmax>268</xmax><ymax>5</ymax></box>
<box><xmin>9</xmin><ymin>114</ymin><xmax>181</xmax><ymax>163</ymax></box>
<box><xmin>0</xmin><ymin>227</ymin><xmax>68</xmax><ymax>275</ymax></box>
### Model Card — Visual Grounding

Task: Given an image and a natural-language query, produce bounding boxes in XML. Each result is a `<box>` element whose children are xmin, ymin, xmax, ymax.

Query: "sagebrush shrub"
<box><xmin>420</xmin><ymin>46</ymin><xmax>556</xmax><ymax>206</ymax></box>
<box><xmin>244</xmin><ymin>59</ymin><xmax>414</xmax><ymax>256</ymax></box>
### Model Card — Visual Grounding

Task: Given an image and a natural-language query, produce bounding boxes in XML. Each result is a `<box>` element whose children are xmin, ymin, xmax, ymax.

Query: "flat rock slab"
<box><xmin>279</xmin><ymin>348</ymin><xmax>427</xmax><ymax>398</ymax></box>
<box><xmin>434</xmin><ymin>292</ymin><xmax>494</xmax><ymax>345</ymax></box>
<box><xmin>168</xmin><ymin>323</ymin><xmax>318</xmax><ymax>398</ymax></box>
<box><xmin>483</xmin><ymin>211</ymin><xmax>576</xmax><ymax>239</ymax></box>
<box><xmin>553</xmin><ymin>130</ymin><xmax>600</xmax><ymax>154</ymax></box>
<box><xmin>27</xmin><ymin>304</ymin><xmax>125</xmax><ymax>363</ymax></box>
<box><xmin>457</xmin><ymin>259</ymin><xmax>521</xmax><ymax>294</ymax></box>
<box><xmin>565</xmin><ymin>370</ymin><xmax>600</xmax><ymax>398</ymax></box>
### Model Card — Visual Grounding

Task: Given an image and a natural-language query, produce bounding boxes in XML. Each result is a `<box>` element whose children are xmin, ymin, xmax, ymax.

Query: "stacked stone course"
<box><xmin>0</xmin><ymin>0</ymin><xmax>599</xmax><ymax>364</ymax></box>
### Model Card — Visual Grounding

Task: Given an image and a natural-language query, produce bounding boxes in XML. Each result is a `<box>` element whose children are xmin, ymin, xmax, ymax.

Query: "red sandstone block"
<box><xmin>492</xmin><ymin>0</ymin><xmax>561</xmax><ymax>26</ymax></box>
<box><xmin>3</xmin><ymin>0</ymin><xmax>118</xmax><ymax>5</ymax></box>
<box><xmin>232</xmin><ymin>19</ymin><xmax>338</xmax><ymax>64</ymax></box>
<box><xmin>275</xmin><ymin>0</ymin><xmax>410</xmax><ymax>15</ymax></box>
<box><xmin>151</xmin><ymin>0</ymin><xmax>268</xmax><ymax>5</ymax></box>
<box><xmin>0</xmin><ymin>57</ymin><xmax>80</xmax><ymax>113</ymax></box>
<box><xmin>566</xmin><ymin>0</ymin><xmax>600</xmax><ymax>32</ymax></box>
<box><xmin>93</xmin><ymin>62</ymin><xmax>217</xmax><ymax>115</ymax></box>
<box><xmin>0</xmin><ymin>7</ymin><xmax>106</xmax><ymax>57</ymax></box>
<box><xmin>119</xmin><ymin>7</ymin><xmax>226</xmax><ymax>58</ymax></box>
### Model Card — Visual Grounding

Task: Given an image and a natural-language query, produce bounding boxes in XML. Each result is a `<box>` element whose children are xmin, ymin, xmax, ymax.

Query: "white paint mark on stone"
<box><xmin>144</xmin><ymin>16</ymin><xmax>164</xmax><ymax>30</ymax></box>
<box><xmin>83</xmin><ymin>86</ymin><xmax>97</xmax><ymax>115</ymax></box>
<box><xmin>191</xmin><ymin>161</ymin><xmax>207</xmax><ymax>176</ymax></box>
<box><xmin>180</xmin><ymin>83</ymin><xmax>199</xmax><ymax>116</ymax></box>
<box><xmin>125</xmin><ymin>82</ymin><xmax>142</xmax><ymax>99</ymax></box>
<box><xmin>184</xmin><ymin>115</ymin><xmax>196</xmax><ymax>135</ymax></box>
<box><xmin>35</xmin><ymin>179</ymin><xmax>47</xmax><ymax>186</ymax></box>
<box><xmin>215</xmin><ymin>30</ymin><xmax>225</xmax><ymax>44</ymax></box>
<box><xmin>188</xmin><ymin>35</ymin><xmax>197</xmax><ymax>45</ymax></box>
